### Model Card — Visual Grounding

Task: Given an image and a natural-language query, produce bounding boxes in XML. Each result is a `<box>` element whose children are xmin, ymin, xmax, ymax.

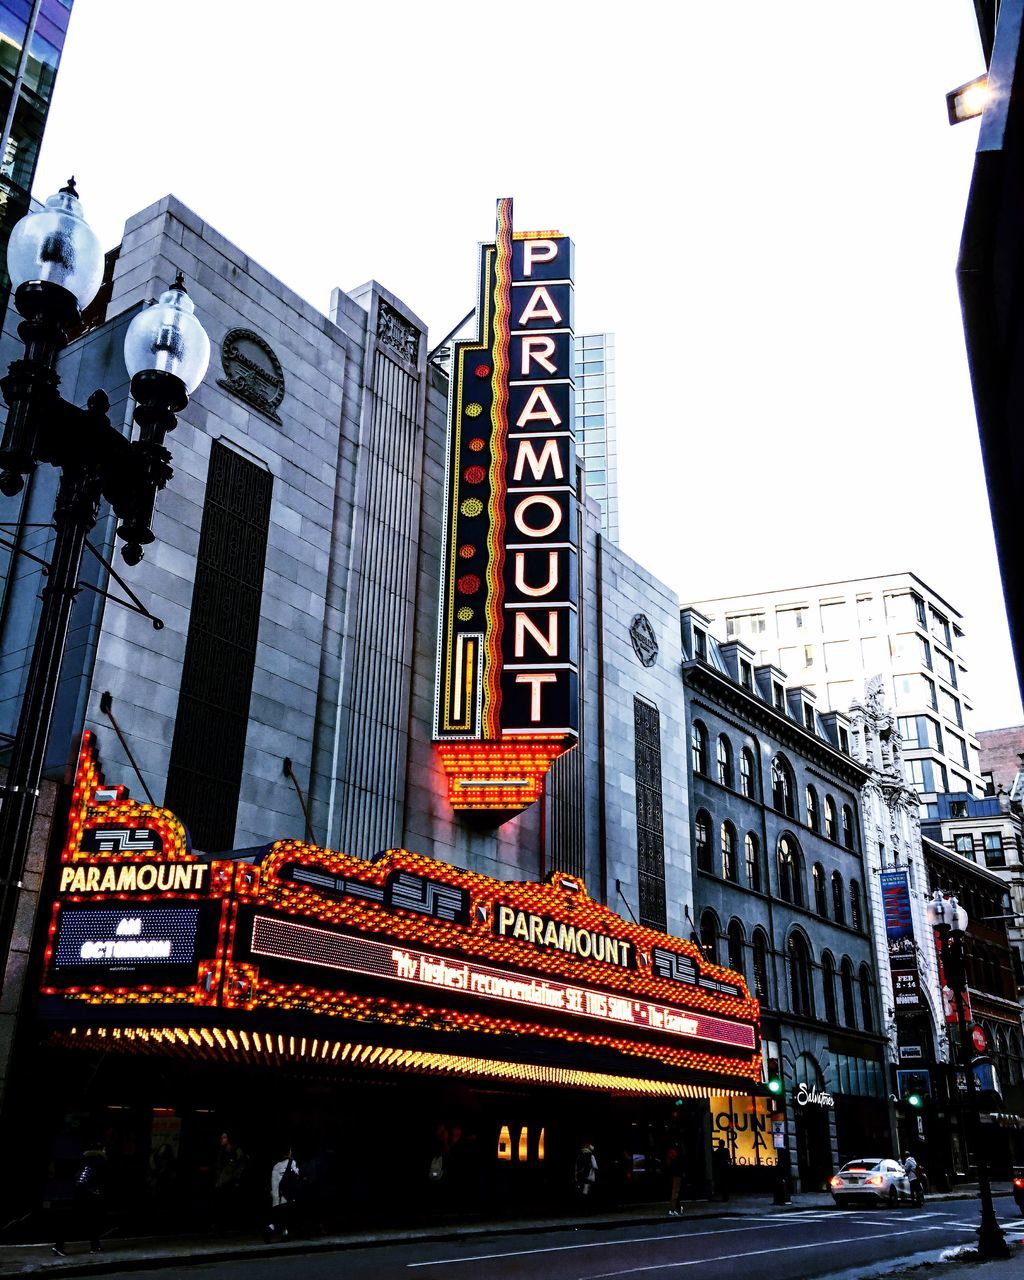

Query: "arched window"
<box><xmin>812</xmin><ymin>863</ymin><xmax>827</xmax><ymax>916</ymax></box>
<box><xmin>822</xmin><ymin>951</ymin><xmax>838</xmax><ymax>1024</ymax></box>
<box><xmin>695</xmin><ymin>811</ymin><xmax>713</xmax><ymax>873</ymax></box>
<box><xmin>831</xmin><ymin>871</ymin><xmax>846</xmax><ymax>924</ymax></box>
<box><xmin>771</xmin><ymin>756</ymin><xmax>795</xmax><ymax>817</ymax></box>
<box><xmin>806</xmin><ymin>785</ymin><xmax>819</xmax><ymax>833</ymax></box>
<box><xmin>691</xmin><ymin>721</ymin><xmax>709</xmax><ymax>776</ymax></box>
<box><xmin>849</xmin><ymin>879</ymin><xmax>863</xmax><ymax>931</ymax></box>
<box><xmin>740</xmin><ymin>748</ymin><xmax>755</xmax><ymax>799</ymax></box>
<box><xmin>787</xmin><ymin>932</ymin><xmax>814</xmax><ymax>1018</ymax></box>
<box><xmin>700</xmin><ymin>909</ymin><xmax>720</xmax><ymax>965</ymax></box>
<box><xmin>752</xmin><ymin>929</ymin><xmax>771</xmax><ymax>1003</ymax></box>
<box><xmin>717</xmin><ymin>736</ymin><xmax>733</xmax><ymax>788</ymax></box>
<box><xmin>727</xmin><ymin>919</ymin><xmax>745</xmax><ymax>978</ymax></box>
<box><xmin>745</xmin><ymin>833</ymin><xmax>761</xmax><ymax>892</ymax></box>
<box><xmin>721</xmin><ymin>822</ymin><xmax>737</xmax><ymax>882</ymax></box>
<box><xmin>859</xmin><ymin>963</ymin><xmax>874</xmax><ymax>1031</ymax></box>
<box><xmin>824</xmin><ymin>795</ymin><xmax>838</xmax><ymax>841</ymax></box>
<box><xmin>840</xmin><ymin>957</ymin><xmax>856</xmax><ymax>1028</ymax></box>
<box><xmin>842</xmin><ymin>804</ymin><xmax>856</xmax><ymax>850</ymax></box>
<box><xmin>777</xmin><ymin>835</ymin><xmax>804</xmax><ymax>907</ymax></box>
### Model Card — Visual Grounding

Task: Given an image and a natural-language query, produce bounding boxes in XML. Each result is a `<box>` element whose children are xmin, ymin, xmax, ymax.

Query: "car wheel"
<box><xmin>887</xmin><ymin>1186</ymin><xmax>898</xmax><ymax>1208</ymax></box>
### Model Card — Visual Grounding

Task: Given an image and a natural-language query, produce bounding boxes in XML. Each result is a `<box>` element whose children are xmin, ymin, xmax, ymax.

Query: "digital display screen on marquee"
<box><xmin>53</xmin><ymin>906</ymin><xmax>200</xmax><ymax>969</ymax></box>
<box><xmin>249</xmin><ymin>914</ymin><xmax>756</xmax><ymax>1052</ymax></box>
<box><xmin>433</xmin><ymin>198</ymin><xmax>579</xmax><ymax>813</ymax></box>
<box><xmin>41</xmin><ymin>734</ymin><xmax>761</xmax><ymax>1092</ymax></box>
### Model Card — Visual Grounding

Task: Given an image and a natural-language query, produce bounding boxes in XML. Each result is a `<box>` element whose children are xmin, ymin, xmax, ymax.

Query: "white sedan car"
<box><xmin>830</xmin><ymin>1157</ymin><xmax>913</xmax><ymax>1207</ymax></box>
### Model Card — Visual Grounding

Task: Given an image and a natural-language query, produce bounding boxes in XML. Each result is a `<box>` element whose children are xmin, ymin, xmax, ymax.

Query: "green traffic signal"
<box><xmin>907</xmin><ymin>1092</ymin><xmax>923</xmax><ymax>1108</ymax></box>
<box><xmin>767</xmin><ymin>1077</ymin><xmax>783</xmax><ymax>1096</ymax></box>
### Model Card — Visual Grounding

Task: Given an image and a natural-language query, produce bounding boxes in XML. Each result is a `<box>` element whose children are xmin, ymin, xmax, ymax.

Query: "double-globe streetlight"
<box><xmin>0</xmin><ymin>179</ymin><xmax>210</xmax><ymax>980</ymax></box>
<box><xmin>925</xmin><ymin>890</ymin><xmax>1009</xmax><ymax>1259</ymax></box>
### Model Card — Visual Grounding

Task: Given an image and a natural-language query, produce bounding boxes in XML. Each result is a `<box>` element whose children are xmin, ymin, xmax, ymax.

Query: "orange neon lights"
<box><xmin>42</xmin><ymin>736</ymin><xmax>761</xmax><ymax>1090</ymax></box>
<box><xmin>435</xmin><ymin>736</ymin><xmax>564</xmax><ymax>809</ymax></box>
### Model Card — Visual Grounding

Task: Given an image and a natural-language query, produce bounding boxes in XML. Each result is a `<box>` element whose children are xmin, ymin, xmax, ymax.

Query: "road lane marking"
<box><xmin>405</xmin><ymin>1214</ymin><xmax>937</xmax><ymax>1269</ymax></box>
<box><xmin>585</xmin><ymin>1224</ymin><xmax>969</xmax><ymax>1278</ymax></box>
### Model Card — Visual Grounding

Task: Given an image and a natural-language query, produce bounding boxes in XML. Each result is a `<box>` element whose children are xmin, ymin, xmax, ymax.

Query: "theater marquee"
<box><xmin>433</xmin><ymin>198</ymin><xmax>578</xmax><ymax>813</ymax></box>
<box><xmin>40</xmin><ymin>736</ymin><xmax>761</xmax><ymax>1097</ymax></box>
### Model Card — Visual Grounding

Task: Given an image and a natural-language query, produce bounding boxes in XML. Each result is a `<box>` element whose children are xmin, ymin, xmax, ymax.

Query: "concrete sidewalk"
<box><xmin>0</xmin><ymin>1185</ymin><xmax>1009</xmax><ymax>1276</ymax></box>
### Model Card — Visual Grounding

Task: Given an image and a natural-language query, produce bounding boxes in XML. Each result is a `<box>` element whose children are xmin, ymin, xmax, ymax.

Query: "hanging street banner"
<box><xmin>433</xmin><ymin>198</ymin><xmax>579</xmax><ymax>814</ymax></box>
<box><xmin>880</xmin><ymin>870</ymin><xmax>923</xmax><ymax>1013</ymax></box>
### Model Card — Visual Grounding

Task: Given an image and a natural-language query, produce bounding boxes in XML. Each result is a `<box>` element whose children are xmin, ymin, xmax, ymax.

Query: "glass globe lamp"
<box><xmin>123</xmin><ymin>273</ymin><xmax>210</xmax><ymax>396</ymax></box>
<box><xmin>6</xmin><ymin>179</ymin><xmax>104</xmax><ymax>313</ymax></box>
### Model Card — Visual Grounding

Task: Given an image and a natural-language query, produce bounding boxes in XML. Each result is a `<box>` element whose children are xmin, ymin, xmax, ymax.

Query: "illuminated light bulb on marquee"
<box><xmin>433</xmin><ymin>198</ymin><xmax>579</xmax><ymax>814</ymax></box>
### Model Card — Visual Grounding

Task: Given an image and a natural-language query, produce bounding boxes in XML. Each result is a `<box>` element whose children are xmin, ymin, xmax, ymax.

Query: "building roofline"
<box><xmin>685</xmin><ymin>571</ymin><xmax>963</xmax><ymax>621</ymax></box>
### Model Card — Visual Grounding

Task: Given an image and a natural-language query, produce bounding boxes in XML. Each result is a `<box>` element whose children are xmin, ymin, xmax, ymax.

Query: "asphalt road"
<box><xmin>124</xmin><ymin>1195</ymin><xmax>1024</xmax><ymax>1280</ymax></box>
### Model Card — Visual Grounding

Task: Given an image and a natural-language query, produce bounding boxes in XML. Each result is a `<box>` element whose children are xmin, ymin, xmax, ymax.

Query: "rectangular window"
<box><xmin>861</xmin><ymin>636</ymin><xmax>884</xmax><ymax>669</ymax></box>
<box><xmin>803</xmin><ymin>705</ymin><xmax>815</xmax><ymax>731</ymax></box>
<box><xmin>913</xmin><ymin>593</ymin><xmax>927</xmax><ymax>627</ymax></box>
<box><xmin>820</xmin><ymin>600</ymin><xmax>849</xmax><ymax>632</ymax></box>
<box><xmin>983</xmin><ymin>832</ymin><xmax>1006</xmax><ymax>868</ymax></box>
<box><xmin>954</xmin><ymin>833</ymin><xmax>975</xmax><ymax>856</ymax></box>
<box><xmin>930</xmin><ymin>606</ymin><xmax>952</xmax><ymax>647</ymax></box>
<box><xmin>726</xmin><ymin>612</ymin><xmax>765</xmax><ymax>638</ymax></box>
<box><xmin>634</xmin><ymin>698</ymin><xmax>666</xmax><ymax>931</ymax></box>
<box><xmin>164</xmin><ymin>442</ymin><xmax>273</xmax><ymax>851</ymax></box>
<box><xmin>856</xmin><ymin>595</ymin><xmax>875</xmax><ymax>627</ymax></box>
<box><xmin>693</xmin><ymin>628</ymin><xmax>707</xmax><ymax>661</ymax></box>
<box><xmin>899</xmin><ymin>715</ymin><xmax>942</xmax><ymax>751</ymax></box>
<box><xmin>919</xmin><ymin>635</ymin><xmax>933</xmax><ymax>669</ymax></box>
<box><xmin>740</xmin><ymin>660</ymin><xmax>753</xmax><ymax>690</ymax></box>
<box><xmin>940</xmin><ymin>653</ymin><xmax>957</xmax><ymax>686</ymax></box>
<box><xmin>948</xmin><ymin>733</ymin><xmax>969</xmax><ymax>768</ymax></box>
<box><xmin>839</xmin><ymin>726</ymin><xmax>850</xmax><ymax>753</ymax></box>
<box><xmin>803</xmin><ymin>644</ymin><xmax>813</xmax><ymax>668</ymax></box>
<box><xmin>776</xmin><ymin>606</ymin><xmax>807</xmax><ymax>635</ymax></box>
<box><xmin>773</xmin><ymin>682</ymin><xmax>785</xmax><ymax>710</ymax></box>
<box><xmin>885</xmin><ymin>592</ymin><xmax>913</xmax><ymax>626</ymax></box>
<box><xmin>940</xmin><ymin>689</ymin><xmax>962</xmax><ymax>726</ymax></box>
<box><xmin>827</xmin><ymin>680</ymin><xmax>855</xmax><ymax>707</ymax></box>
<box><xmin>924</xmin><ymin>676</ymin><xmax>937</xmax><ymax>710</ymax></box>
<box><xmin>823</xmin><ymin>639</ymin><xmax>850</xmax><ymax>672</ymax></box>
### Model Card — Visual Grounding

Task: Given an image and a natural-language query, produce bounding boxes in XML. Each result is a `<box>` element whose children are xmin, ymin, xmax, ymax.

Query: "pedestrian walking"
<box><xmin>712</xmin><ymin>1140</ymin><xmax>733</xmax><ymax>1201</ymax></box>
<box><xmin>213</xmin><ymin>1132</ymin><xmax>249</xmax><ymax>1229</ymax></box>
<box><xmin>664</xmin><ymin>1142</ymin><xmax>684</xmax><ymax>1216</ymax></box>
<box><xmin>574</xmin><ymin>1141</ymin><xmax>598</xmax><ymax>1208</ymax></box>
<box><xmin>903</xmin><ymin>1151</ymin><xmax>923</xmax><ymax>1207</ymax></box>
<box><xmin>53</xmin><ymin>1141</ymin><xmax>107</xmax><ymax>1256</ymax></box>
<box><xmin>265</xmin><ymin>1147</ymin><xmax>300</xmax><ymax>1242</ymax></box>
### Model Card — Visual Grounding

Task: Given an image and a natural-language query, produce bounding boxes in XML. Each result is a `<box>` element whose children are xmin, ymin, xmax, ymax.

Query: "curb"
<box><xmin>0</xmin><ymin>1189</ymin><xmax>1004</xmax><ymax>1277</ymax></box>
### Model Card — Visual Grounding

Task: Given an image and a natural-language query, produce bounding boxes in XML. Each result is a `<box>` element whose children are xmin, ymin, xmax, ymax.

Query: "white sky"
<box><xmin>34</xmin><ymin>1</ymin><xmax>1021</xmax><ymax>730</ymax></box>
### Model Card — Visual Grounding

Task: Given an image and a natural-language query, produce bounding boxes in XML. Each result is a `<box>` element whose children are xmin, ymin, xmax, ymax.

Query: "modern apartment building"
<box><xmin>572</xmin><ymin>332</ymin><xmax>618</xmax><ymax>542</ymax></box>
<box><xmin>690</xmin><ymin>574</ymin><xmax>984</xmax><ymax>815</ymax></box>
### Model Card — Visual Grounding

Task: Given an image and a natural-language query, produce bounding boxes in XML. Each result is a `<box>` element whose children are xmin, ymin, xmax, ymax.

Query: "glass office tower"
<box><xmin>0</xmin><ymin>0</ymin><xmax>74</xmax><ymax>317</ymax></box>
<box><xmin>573</xmin><ymin>332</ymin><xmax>619</xmax><ymax>544</ymax></box>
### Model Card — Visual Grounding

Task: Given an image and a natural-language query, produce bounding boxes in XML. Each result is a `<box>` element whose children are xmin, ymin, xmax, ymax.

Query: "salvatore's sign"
<box><xmin>41</xmin><ymin>734</ymin><xmax>761</xmax><ymax>1090</ymax></box>
<box><xmin>433</xmin><ymin>198</ymin><xmax>579</xmax><ymax>814</ymax></box>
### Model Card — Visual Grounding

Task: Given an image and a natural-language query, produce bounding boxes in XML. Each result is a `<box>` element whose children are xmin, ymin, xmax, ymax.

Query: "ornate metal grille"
<box><xmin>634</xmin><ymin>696</ymin><xmax>666</xmax><ymax>930</ymax></box>
<box><xmin>164</xmin><ymin>442</ymin><xmax>272</xmax><ymax>850</ymax></box>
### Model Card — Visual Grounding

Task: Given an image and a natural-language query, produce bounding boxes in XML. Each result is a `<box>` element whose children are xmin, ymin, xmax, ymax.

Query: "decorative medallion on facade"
<box><xmin>433</xmin><ymin>199</ymin><xmax>579</xmax><ymax>814</ymax></box>
<box><xmin>216</xmin><ymin>328</ymin><xmax>285</xmax><ymax>423</ymax></box>
<box><xmin>376</xmin><ymin>300</ymin><xmax>420</xmax><ymax>363</ymax></box>
<box><xmin>630</xmin><ymin>614</ymin><xmax>659</xmax><ymax>668</ymax></box>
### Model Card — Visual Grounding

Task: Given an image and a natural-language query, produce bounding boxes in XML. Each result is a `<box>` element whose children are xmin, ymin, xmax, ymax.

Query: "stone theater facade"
<box><xmin>0</xmin><ymin>196</ymin><xmax>754</xmax><ymax>1216</ymax></box>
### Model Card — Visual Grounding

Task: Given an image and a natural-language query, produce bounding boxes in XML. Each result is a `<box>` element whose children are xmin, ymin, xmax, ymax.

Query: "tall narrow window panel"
<box><xmin>634</xmin><ymin>698</ymin><xmax>666</xmax><ymax>930</ymax></box>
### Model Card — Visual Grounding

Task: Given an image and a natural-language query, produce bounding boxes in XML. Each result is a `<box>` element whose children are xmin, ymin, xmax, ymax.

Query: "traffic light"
<box><xmin>906</xmin><ymin>1091</ymin><xmax>923</xmax><ymax>1109</ymax></box>
<box><xmin>896</xmin><ymin>1069</ymin><xmax>931</xmax><ymax>1107</ymax></box>
<box><xmin>766</xmin><ymin>1057</ymin><xmax>783</xmax><ymax>1097</ymax></box>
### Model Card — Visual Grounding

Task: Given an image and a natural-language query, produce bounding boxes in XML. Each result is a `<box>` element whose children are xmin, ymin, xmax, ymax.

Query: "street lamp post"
<box><xmin>925</xmin><ymin>891</ymin><xmax>1009</xmax><ymax>1259</ymax></box>
<box><xmin>0</xmin><ymin>179</ymin><xmax>209</xmax><ymax>983</ymax></box>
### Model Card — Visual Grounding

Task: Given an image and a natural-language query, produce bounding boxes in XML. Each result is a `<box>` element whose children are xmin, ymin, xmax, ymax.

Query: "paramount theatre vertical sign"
<box><xmin>434</xmin><ymin>199</ymin><xmax>579</xmax><ymax>813</ymax></box>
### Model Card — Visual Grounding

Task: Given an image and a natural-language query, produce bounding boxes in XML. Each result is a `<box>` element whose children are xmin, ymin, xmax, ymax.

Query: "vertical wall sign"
<box><xmin>434</xmin><ymin>198</ymin><xmax>579</xmax><ymax>813</ymax></box>
<box><xmin>880</xmin><ymin>870</ymin><xmax>923</xmax><ymax>1012</ymax></box>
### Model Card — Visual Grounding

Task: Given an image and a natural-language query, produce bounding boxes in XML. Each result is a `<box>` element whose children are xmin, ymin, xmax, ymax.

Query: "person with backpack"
<box><xmin>266</xmin><ymin>1147</ymin><xmax>300</xmax><ymax>1242</ymax></box>
<box><xmin>53</xmin><ymin>1142</ymin><xmax>107</xmax><ymax>1256</ymax></box>
<box><xmin>903</xmin><ymin>1151</ymin><xmax>924</xmax><ymax>1207</ymax></box>
<box><xmin>574</xmin><ymin>1141</ymin><xmax>598</xmax><ymax>1208</ymax></box>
